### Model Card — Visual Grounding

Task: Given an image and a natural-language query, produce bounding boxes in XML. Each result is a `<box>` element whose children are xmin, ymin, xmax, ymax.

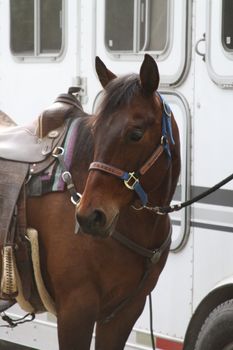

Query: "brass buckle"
<box><xmin>124</xmin><ymin>172</ymin><xmax>139</xmax><ymax>190</ymax></box>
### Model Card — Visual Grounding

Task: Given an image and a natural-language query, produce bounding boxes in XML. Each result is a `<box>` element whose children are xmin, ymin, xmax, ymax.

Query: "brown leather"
<box><xmin>139</xmin><ymin>144</ymin><xmax>164</xmax><ymax>175</ymax></box>
<box><xmin>0</xmin><ymin>160</ymin><xmax>30</xmax><ymax>301</ymax></box>
<box><xmin>89</xmin><ymin>162</ymin><xmax>125</xmax><ymax>178</ymax></box>
<box><xmin>0</xmin><ymin>93</ymin><xmax>83</xmax><ymax>163</ymax></box>
<box><xmin>14</xmin><ymin>186</ymin><xmax>38</xmax><ymax>303</ymax></box>
<box><xmin>37</xmin><ymin>93</ymin><xmax>83</xmax><ymax>138</ymax></box>
<box><xmin>0</xmin><ymin>160</ymin><xmax>29</xmax><ymax>245</ymax></box>
<box><xmin>0</xmin><ymin>122</ymin><xmax>67</xmax><ymax>163</ymax></box>
<box><xmin>89</xmin><ymin>144</ymin><xmax>164</xmax><ymax>179</ymax></box>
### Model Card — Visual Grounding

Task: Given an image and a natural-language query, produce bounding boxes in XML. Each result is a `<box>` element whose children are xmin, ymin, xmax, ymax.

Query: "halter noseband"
<box><xmin>89</xmin><ymin>93</ymin><xmax>175</xmax><ymax>207</ymax></box>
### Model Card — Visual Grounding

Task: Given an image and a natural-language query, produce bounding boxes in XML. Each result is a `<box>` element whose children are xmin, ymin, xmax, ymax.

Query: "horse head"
<box><xmin>76</xmin><ymin>54</ymin><xmax>180</xmax><ymax>238</ymax></box>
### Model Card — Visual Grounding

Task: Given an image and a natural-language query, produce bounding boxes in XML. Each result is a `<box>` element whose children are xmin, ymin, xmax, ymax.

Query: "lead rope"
<box><xmin>149</xmin><ymin>293</ymin><xmax>156</xmax><ymax>350</ymax></box>
<box><xmin>137</xmin><ymin>172</ymin><xmax>233</xmax><ymax>215</ymax></box>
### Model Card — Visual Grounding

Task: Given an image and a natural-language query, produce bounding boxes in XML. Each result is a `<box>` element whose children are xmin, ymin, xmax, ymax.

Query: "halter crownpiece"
<box><xmin>89</xmin><ymin>94</ymin><xmax>175</xmax><ymax>207</ymax></box>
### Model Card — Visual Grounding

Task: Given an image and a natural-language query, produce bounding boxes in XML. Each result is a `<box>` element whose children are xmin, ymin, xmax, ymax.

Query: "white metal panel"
<box><xmin>0</xmin><ymin>1</ymin><xmax>79</xmax><ymax>124</ymax></box>
<box><xmin>194</xmin><ymin>6</ymin><xmax>233</xmax><ymax>190</ymax></box>
<box><xmin>191</xmin><ymin>0</ymin><xmax>233</xmax><ymax>333</ymax></box>
<box><xmin>193</xmin><ymin>228</ymin><xmax>233</xmax><ymax>311</ymax></box>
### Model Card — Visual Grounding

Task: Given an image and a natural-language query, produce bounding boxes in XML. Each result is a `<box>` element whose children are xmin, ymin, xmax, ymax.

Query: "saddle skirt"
<box><xmin>0</xmin><ymin>90</ymin><xmax>83</xmax><ymax>164</ymax></box>
<box><xmin>0</xmin><ymin>122</ymin><xmax>67</xmax><ymax>163</ymax></box>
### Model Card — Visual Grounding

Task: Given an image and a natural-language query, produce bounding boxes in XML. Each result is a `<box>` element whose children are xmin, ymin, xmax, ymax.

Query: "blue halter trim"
<box><xmin>120</xmin><ymin>171</ymin><xmax>149</xmax><ymax>206</ymax></box>
<box><xmin>158</xmin><ymin>93</ymin><xmax>175</xmax><ymax>158</ymax></box>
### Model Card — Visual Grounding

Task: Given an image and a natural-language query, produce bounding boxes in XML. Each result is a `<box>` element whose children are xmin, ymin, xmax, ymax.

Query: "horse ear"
<box><xmin>140</xmin><ymin>54</ymin><xmax>160</xmax><ymax>95</ymax></box>
<box><xmin>95</xmin><ymin>56</ymin><xmax>117</xmax><ymax>88</ymax></box>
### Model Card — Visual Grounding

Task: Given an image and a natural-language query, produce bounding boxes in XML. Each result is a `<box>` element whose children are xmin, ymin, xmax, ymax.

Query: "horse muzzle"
<box><xmin>76</xmin><ymin>206</ymin><xmax>119</xmax><ymax>238</ymax></box>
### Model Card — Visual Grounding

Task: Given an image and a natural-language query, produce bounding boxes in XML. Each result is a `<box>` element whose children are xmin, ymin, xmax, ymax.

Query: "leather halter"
<box><xmin>89</xmin><ymin>93</ymin><xmax>175</xmax><ymax>207</ymax></box>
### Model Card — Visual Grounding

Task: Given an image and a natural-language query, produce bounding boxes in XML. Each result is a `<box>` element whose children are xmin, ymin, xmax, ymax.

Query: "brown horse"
<box><xmin>27</xmin><ymin>54</ymin><xmax>180</xmax><ymax>349</ymax></box>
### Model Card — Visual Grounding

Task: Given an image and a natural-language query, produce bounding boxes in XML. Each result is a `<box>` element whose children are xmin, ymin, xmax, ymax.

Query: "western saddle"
<box><xmin>0</xmin><ymin>88</ymin><xmax>83</xmax><ymax>313</ymax></box>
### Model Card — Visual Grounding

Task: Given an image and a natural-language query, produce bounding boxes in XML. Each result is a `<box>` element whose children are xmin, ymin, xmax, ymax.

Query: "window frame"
<box><xmin>10</xmin><ymin>0</ymin><xmax>66</xmax><ymax>62</ymax></box>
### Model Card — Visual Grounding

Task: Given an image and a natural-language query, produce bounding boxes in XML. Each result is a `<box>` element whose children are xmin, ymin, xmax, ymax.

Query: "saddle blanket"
<box><xmin>27</xmin><ymin>117</ymin><xmax>81</xmax><ymax>196</ymax></box>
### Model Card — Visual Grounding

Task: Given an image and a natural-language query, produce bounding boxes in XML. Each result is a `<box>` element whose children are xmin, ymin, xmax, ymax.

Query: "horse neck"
<box><xmin>71</xmin><ymin>116</ymin><xmax>94</xmax><ymax>190</ymax></box>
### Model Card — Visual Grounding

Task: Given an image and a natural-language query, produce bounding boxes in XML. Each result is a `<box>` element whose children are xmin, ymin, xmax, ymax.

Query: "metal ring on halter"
<box><xmin>52</xmin><ymin>146</ymin><xmax>64</xmax><ymax>158</ymax></box>
<box><xmin>161</xmin><ymin>135</ymin><xmax>168</xmax><ymax>145</ymax></box>
<box><xmin>163</xmin><ymin>100</ymin><xmax>172</xmax><ymax>117</ymax></box>
<box><xmin>62</xmin><ymin>171</ymin><xmax>72</xmax><ymax>183</ymax></box>
<box><xmin>71</xmin><ymin>192</ymin><xmax>82</xmax><ymax>206</ymax></box>
<box><xmin>131</xmin><ymin>204</ymin><xmax>145</xmax><ymax>211</ymax></box>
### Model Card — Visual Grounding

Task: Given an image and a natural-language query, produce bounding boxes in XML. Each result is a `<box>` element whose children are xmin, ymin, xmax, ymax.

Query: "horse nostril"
<box><xmin>90</xmin><ymin>209</ymin><xmax>106</xmax><ymax>228</ymax></box>
<box><xmin>76</xmin><ymin>208</ymin><xmax>107</xmax><ymax>233</ymax></box>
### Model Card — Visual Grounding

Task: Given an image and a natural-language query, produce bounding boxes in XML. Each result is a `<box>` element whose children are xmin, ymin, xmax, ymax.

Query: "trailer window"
<box><xmin>222</xmin><ymin>0</ymin><xmax>233</xmax><ymax>52</ymax></box>
<box><xmin>105</xmin><ymin>0</ymin><xmax>169</xmax><ymax>55</ymax></box>
<box><xmin>105</xmin><ymin>0</ymin><xmax>134</xmax><ymax>51</ymax></box>
<box><xmin>10</xmin><ymin>0</ymin><xmax>63</xmax><ymax>58</ymax></box>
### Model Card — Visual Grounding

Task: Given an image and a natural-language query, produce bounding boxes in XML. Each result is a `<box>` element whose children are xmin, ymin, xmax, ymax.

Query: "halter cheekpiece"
<box><xmin>89</xmin><ymin>93</ymin><xmax>175</xmax><ymax>207</ymax></box>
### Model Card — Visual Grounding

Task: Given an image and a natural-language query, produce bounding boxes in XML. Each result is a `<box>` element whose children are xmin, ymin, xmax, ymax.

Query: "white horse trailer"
<box><xmin>0</xmin><ymin>0</ymin><xmax>233</xmax><ymax>349</ymax></box>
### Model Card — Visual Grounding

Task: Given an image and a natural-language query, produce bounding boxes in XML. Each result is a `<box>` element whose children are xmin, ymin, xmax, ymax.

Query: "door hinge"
<box><xmin>72</xmin><ymin>76</ymin><xmax>88</xmax><ymax>104</ymax></box>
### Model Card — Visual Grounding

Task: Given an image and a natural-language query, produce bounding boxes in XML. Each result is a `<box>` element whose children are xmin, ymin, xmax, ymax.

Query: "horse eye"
<box><xmin>129</xmin><ymin>129</ymin><xmax>144</xmax><ymax>142</ymax></box>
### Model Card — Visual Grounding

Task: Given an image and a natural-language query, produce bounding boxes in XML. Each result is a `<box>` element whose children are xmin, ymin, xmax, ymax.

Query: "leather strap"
<box><xmin>102</xmin><ymin>224</ymin><xmax>172</xmax><ymax>323</ymax></box>
<box><xmin>90</xmin><ymin>144</ymin><xmax>164</xmax><ymax>179</ymax></box>
<box><xmin>89</xmin><ymin>162</ymin><xmax>125</xmax><ymax>178</ymax></box>
<box><xmin>89</xmin><ymin>143</ymin><xmax>165</xmax><ymax>207</ymax></box>
<box><xmin>55</xmin><ymin>95</ymin><xmax>83</xmax><ymax>111</ymax></box>
<box><xmin>112</xmin><ymin>225</ymin><xmax>172</xmax><ymax>264</ymax></box>
<box><xmin>138</xmin><ymin>144</ymin><xmax>164</xmax><ymax>176</ymax></box>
